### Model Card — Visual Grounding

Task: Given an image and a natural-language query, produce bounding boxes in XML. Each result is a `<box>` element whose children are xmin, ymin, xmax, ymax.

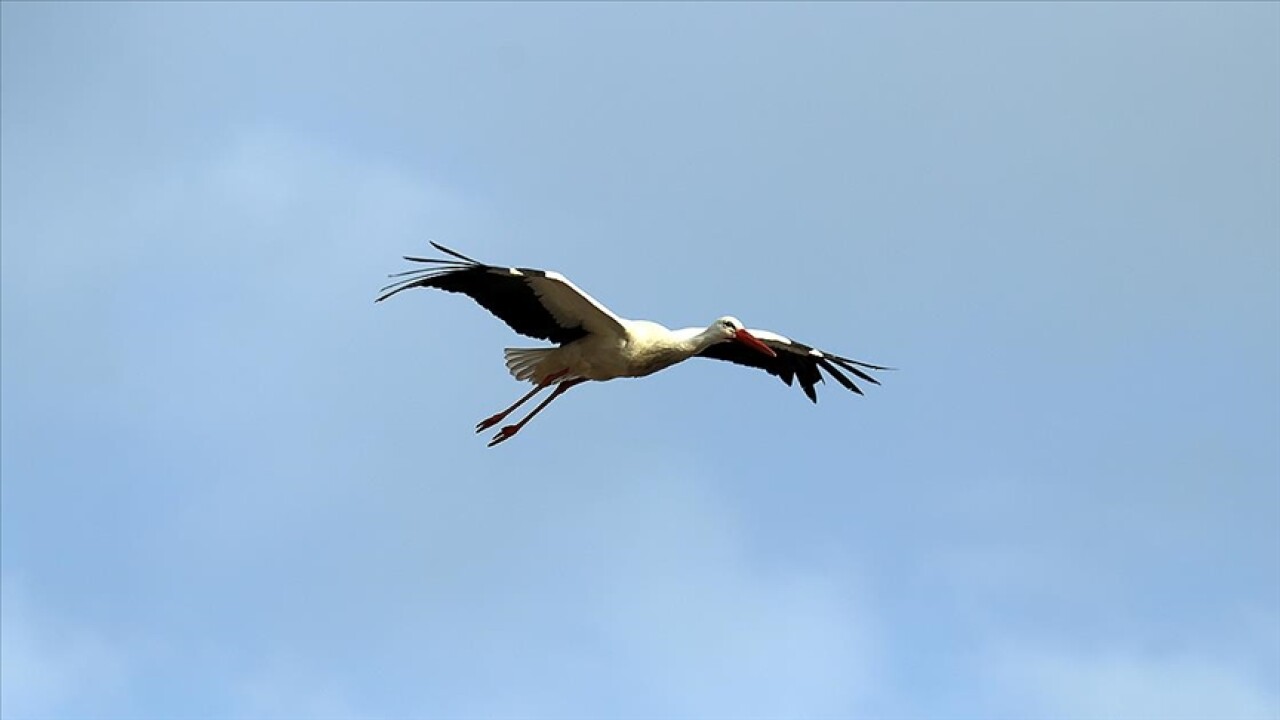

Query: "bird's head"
<box><xmin>712</xmin><ymin>316</ymin><xmax>777</xmax><ymax>358</ymax></box>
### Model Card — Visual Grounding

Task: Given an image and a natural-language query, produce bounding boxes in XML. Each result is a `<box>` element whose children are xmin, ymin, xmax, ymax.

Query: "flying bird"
<box><xmin>377</xmin><ymin>243</ymin><xmax>888</xmax><ymax>446</ymax></box>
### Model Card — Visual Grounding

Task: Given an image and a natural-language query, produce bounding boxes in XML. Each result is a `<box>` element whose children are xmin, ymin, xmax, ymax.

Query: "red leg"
<box><xmin>476</xmin><ymin>370</ymin><xmax>568</xmax><ymax>433</ymax></box>
<box><xmin>488</xmin><ymin>379</ymin><xmax>586</xmax><ymax>447</ymax></box>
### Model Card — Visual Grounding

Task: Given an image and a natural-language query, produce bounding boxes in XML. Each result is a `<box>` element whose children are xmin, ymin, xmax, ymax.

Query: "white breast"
<box><xmin>617</xmin><ymin>320</ymin><xmax>691</xmax><ymax>378</ymax></box>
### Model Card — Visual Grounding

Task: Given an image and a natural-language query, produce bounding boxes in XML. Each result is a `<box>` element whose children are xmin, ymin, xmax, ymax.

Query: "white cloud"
<box><xmin>0</xmin><ymin>576</ymin><xmax>129</xmax><ymax>719</ymax></box>
<box><xmin>985</xmin><ymin>643</ymin><xmax>1280</xmax><ymax>720</ymax></box>
<box><xmin>205</xmin><ymin>126</ymin><xmax>480</xmax><ymax>248</ymax></box>
<box><xmin>424</xmin><ymin>453</ymin><xmax>883</xmax><ymax>719</ymax></box>
<box><xmin>232</xmin><ymin>654</ymin><xmax>367</xmax><ymax>720</ymax></box>
<box><xmin>193</xmin><ymin>443</ymin><xmax>883</xmax><ymax>719</ymax></box>
<box><xmin>583</xmin><ymin>482</ymin><xmax>874</xmax><ymax>718</ymax></box>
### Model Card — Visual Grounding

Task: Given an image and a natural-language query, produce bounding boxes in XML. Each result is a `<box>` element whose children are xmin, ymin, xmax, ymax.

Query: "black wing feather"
<box><xmin>696</xmin><ymin>336</ymin><xmax>888</xmax><ymax>403</ymax></box>
<box><xmin>816</xmin><ymin>357</ymin><xmax>863</xmax><ymax>395</ymax></box>
<box><xmin>376</xmin><ymin>244</ymin><xmax>589</xmax><ymax>345</ymax></box>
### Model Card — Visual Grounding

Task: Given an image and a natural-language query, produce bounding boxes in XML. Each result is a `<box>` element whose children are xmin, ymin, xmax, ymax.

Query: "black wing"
<box><xmin>376</xmin><ymin>242</ymin><xmax>628</xmax><ymax>345</ymax></box>
<box><xmin>696</xmin><ymin>330</ymin><xmax>889</xmax><ymax>403</ymax></box>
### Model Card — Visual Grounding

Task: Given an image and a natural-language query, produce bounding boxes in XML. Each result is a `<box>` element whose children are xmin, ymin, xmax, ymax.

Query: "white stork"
<box><xmin>377</xmin><ymin>243</ymin><xmax>888</xmax><ymax>446</ymax></box>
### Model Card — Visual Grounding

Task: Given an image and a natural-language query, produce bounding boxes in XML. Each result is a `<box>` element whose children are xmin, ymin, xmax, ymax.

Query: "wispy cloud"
<box><xmin>231</xmin><ymin>654</ymin><xmax>367</xmax><ymax>720</ymax></box>
<box><xmin>1</xmin><ymin>576</ymin><xmax>130</xmax><ymax>719</ymax></box>
<box><xmin>984</xmin><ymin>642</ymin><xmax>1280</xmax><ymax>720</ymax></box>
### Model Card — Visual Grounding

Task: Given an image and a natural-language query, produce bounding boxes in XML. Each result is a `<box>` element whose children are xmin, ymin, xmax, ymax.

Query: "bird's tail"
<box><xmin>503</xmin><ymin>348</ymin><xmax>560</xmax><ymax>384</ymax></box>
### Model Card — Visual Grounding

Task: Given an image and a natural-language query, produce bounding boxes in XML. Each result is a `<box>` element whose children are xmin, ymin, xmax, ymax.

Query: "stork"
<box><xmin>377</xmin><ymin>243</ymin><xmax>888</xmax><ymax>446</ymax></box>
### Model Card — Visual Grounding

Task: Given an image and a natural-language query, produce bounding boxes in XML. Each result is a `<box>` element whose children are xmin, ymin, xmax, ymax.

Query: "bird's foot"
<box><xmin>476</xmin><ymin>413</ymin><xmax>505</xmax><ymax>433</ymax></box>
<box><xmin>487</xmin><ymin>425</ymin><xmax>519</xmax><ymax>447</ymax></box>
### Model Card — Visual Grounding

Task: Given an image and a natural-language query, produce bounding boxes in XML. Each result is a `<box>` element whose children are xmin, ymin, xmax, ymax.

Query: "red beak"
<box><xmin>734</xmin><ymin>328</ymin><xmax>777</xmax><ymax>358</ymax></box>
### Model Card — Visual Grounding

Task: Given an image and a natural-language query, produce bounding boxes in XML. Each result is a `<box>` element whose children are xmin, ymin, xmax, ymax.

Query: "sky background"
<box><xmin>2</xmin><ymin>3</ymin><xmax>1278</xmax><ymax>719</ymax></box>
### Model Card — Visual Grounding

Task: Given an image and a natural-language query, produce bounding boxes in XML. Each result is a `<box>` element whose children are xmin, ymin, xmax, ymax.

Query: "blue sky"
<box><xmin>2</xmin><ymin>3</ymin><xmax>1277</xmax><ymax>719</ymax></box>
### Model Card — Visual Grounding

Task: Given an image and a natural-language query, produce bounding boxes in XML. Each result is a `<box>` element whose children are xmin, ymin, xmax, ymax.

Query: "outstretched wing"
<box><xmin>696</xmin><ymin>328</ymin><xmax>889</xmax><ymax>402</ymax></box>
<box><xmin>376</xmin><ymin>242</ymin><xmax>627</xmax><ymax>345</ymax></box>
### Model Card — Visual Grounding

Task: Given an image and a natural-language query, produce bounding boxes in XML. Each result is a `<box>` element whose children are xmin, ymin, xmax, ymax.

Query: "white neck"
<box><xmin>671</xmin><ymin>325</ymin><xmax>728</xmax><ymax>354</ymax></box>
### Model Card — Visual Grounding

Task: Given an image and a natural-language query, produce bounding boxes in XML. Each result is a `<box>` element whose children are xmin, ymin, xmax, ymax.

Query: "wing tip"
<box><xmin>428</xmin><ymin>241</ymin><xmax>483</xmax><ymax>265</ymax></box>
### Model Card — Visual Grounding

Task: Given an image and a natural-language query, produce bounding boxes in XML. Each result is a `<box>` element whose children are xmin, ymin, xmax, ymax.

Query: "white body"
<box><xmin>505</xmin><ymin>320</ymin><xmax>720</xmax><ymax>383</ymax></box>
